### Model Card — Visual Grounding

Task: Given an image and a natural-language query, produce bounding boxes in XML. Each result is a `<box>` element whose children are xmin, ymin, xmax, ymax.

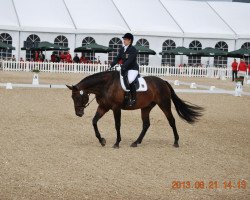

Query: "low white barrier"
<box><xmin>1</xmin><ymin>60</ymin><xmax>249</xmax><ymax>79</ymax></box>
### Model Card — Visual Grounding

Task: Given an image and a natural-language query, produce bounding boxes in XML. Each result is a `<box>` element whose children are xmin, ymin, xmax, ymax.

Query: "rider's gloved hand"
<box><xmin>121</xmin><ymin>68</ymin><xmax>126</xmax><ymax>76</ymax></box>
<box><xmin>108</xmin><ymin>64</ymin><xmax>114</xmax><ymax>70</ymax></box>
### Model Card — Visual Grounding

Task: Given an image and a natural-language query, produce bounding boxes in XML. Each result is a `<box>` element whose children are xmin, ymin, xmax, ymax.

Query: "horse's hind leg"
<box><xmin>158</xmin><ymin>101</ymin><xmax>179</xmax><ymax>148</ymax></box>
<box><xmin>131</xmin><ymin>103</ymin><xmax>156</xmax><ymax>147</ymax></box>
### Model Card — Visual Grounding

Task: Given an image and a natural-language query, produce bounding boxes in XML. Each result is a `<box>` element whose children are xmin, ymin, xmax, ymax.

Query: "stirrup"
<box><xmin>128</xmin><ymin>99</ymin><xmax>136</xmax><ymax>107</ymax></box>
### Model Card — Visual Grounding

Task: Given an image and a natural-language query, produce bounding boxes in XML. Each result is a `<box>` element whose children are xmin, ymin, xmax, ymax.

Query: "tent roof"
<box><xmin>13</xmin><ymin>0</ymin><xmax>76</xmax><ymax>33</ymax></box>
<box><xmin>208</xmin><ymin>1</ymin><xmax>250</xmax><ymax>39</ymax></box>
<box><xmin>160</xmin><ymin>0</ymin><xmax>235</xmax><ymax>39</ymax></box>
<box><xmin>1</xmin><ymin>0</ymin><xmax>250</xmax><ymax>40</ymax></box>
<box><xmin>113</xmin><ymin>0</ymin><xmax>183</xmax><ymax>37</ymax></box>
<box><xmin>64</xmin><ymin>0</ymin><xmax>129</xmax><ymax>34</ymax></box>
<box><xmin>0</xmin><ymin>0</ymin><xmax>20</xmax><ymax>31</ymax></box>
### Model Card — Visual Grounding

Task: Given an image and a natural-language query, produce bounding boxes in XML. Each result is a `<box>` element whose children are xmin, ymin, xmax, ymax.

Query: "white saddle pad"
<box><xmin>120</xmin><ymin>73</ymin><xmax>148</xmax><ymax>92</ymax></box>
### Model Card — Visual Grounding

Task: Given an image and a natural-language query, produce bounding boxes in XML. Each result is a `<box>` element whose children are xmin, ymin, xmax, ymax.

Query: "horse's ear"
<box><xmin>66</xmin><ymin>85</ymin><xmax>73</xmax><ymax>90</ymax></box>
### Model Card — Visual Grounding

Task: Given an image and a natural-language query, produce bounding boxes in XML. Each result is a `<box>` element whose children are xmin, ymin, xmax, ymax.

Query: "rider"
<box><xmin>110</xmin><ymin>33</ymin><xmax>139</xmax><ymax>106</ymax></box>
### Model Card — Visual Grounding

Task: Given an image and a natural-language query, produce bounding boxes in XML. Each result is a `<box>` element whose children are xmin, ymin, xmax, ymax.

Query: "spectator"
<box><xmin>231</xmin><ymin>58</ymin><xmax>238</xmax><ymax>82</ymax></box>
<box><xmin>60</xmin><ymin>51</ymin><xmax>66</xmax><ymax>62</ymax></box>
<box><xmin>248</xmin><ymin>63</ymin><xmax>250</xmax><ymax>75</ymax></box>
<box><xmin>73</xmin><ymin>53</ymin><xmax>80</xmax><ymax>63</ymax></box>
<box><xmin>65</xmin><ymin>51</ymin><xmax>72</xmax><ymax>63</ymax></box>
<box><xmin>35</xmin><ymin>51</ymin><xmax>39</xmax><ymax>62</ymax></box>
<box><xmin>237</xmin><ymin>59</ymin><xmax>247</xmax><ymax>85</ymax></box>
<box><xmin>51</xmin><ymin>52</ymin><xmax>56</xmax><ymax>62</ymax></box>
<box><xmin>20</xmin><ymin>57</ymin><xmax>24</xmax><ymax>62</ymax></box>
<box><xmin>12</xmin><ymin>55</ymin><xmax>16</xmax><ymax>61</ymax></box>
<box><xmin>55</xmin><ymin>55</ymin><xmax>60</xmax><ymax>63</ymax></box>
<box><xmin>42</xmin><ymin>53</ymin><xmax>45</xmax><ymax>62</ymax></box>
<box><xmin>80</xmin><ymin>55</ymin><xmax>87</xmax><ymax>63</ymax></box>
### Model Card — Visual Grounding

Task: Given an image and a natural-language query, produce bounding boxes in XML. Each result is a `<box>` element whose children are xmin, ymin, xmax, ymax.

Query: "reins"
<box><xmin>78</xmin><ymin>67</ymin><xmax>117</xmax><ymax>108</ymax></box>
<box><xmin>84</xmin><ymin>94</ymin><xmax>95</xmax><ymax>108</ymax></box>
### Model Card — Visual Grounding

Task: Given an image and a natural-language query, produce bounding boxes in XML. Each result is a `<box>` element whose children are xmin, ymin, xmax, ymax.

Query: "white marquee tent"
<box><xmin>0</xmin><ymin>0</ymin><xmax>250</xmax><ymax>66</ymax></box>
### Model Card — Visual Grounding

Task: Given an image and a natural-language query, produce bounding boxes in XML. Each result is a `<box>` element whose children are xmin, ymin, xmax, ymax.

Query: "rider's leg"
<box><xmin>129</xmin><ymin>82</ymin><xmax>136</xmax><ymax>106</ymax></box>
<box><xmin>127</xmin><ymin>70</ymin><xmax>138</xmax><ymax>106</ymax></box>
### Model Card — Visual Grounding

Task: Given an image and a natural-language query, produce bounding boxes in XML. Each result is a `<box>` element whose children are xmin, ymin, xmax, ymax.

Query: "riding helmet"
<box><xmin>122</xmin><ymin>33</ymin><xmax>134</xmax><ymax>44</ymax></box>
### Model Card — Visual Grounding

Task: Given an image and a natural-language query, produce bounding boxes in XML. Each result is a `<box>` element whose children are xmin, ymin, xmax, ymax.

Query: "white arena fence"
<box><xmin>1</xmin><ymin>60</ymin><xmax>249</xmax><ymax>79</ymax></box>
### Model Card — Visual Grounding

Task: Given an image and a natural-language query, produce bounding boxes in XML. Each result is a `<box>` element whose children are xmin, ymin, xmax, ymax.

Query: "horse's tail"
<box><xmin>165</xmin><ymin>81</ymin><xmax>204</xmax><ymax>124</ymax></box>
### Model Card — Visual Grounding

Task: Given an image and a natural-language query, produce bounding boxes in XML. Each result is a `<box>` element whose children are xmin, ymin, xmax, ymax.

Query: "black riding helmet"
<box><xmin>122</xmin><ymin>33</ymin><xmax>134</xmax><ymax>44</ymax></box>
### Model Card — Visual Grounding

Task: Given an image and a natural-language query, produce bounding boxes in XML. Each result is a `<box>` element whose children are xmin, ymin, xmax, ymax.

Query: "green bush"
<box><xmin>32</xmin><ymin>69</ymin><xmax>40</xmax><ymax>73</ymax></box>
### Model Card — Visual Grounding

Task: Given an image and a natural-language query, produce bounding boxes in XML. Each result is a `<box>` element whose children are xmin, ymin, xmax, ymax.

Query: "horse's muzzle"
<box><xmin>76</xmin><ymin>112</ymin><xmax>84</xmax><ymax>117</ymax></box>
<box><xmin>75</xmin><ymin>108</ymin><xmax>84</xmax><ymax>117</ymax></box>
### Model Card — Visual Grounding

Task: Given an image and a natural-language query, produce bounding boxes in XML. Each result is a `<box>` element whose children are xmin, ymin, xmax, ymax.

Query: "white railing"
<box><xmin>1</xmin><ymin>60</ymin><xmax>248</xmax><ymax>79</ymax></box>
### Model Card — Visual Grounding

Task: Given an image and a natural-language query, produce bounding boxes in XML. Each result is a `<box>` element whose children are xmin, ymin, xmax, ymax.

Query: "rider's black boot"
<box><xmin>128</xmin><ymin>82</ymin><xmax>136</xmax><ymax>107</ymax></box>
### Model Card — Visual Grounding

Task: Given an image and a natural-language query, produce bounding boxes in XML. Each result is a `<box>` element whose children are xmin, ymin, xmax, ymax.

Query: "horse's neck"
<box><xmin>78</xmin><ymin>72</ymin><xmax>112</xmax><ymax>94</ymax></box>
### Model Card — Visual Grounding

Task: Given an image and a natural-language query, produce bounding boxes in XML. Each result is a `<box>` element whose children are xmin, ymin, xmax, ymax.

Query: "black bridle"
<box><xmin>72</xmin><ymin>90</ymin><xmax>95</xmax><ymax>109</ymax></box>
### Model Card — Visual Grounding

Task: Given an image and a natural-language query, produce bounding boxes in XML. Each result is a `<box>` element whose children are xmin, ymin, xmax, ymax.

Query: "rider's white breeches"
<box><xmin>128</xmin><ymin>70</ymin><xmax>139</xmax><ymax>84</ymax></box>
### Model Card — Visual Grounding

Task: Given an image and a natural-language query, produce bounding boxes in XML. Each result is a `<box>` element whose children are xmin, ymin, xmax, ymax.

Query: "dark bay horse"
<box><xmin>66</xmin><ymin>71</ymin><xmax>203</xmax><ymax>148</ymax></box>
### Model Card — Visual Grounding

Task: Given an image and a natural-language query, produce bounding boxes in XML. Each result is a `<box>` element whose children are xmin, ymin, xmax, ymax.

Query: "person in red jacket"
<box><xmin>231</xmin><ymin>58</ymin><xmax>238</xmax><ymax>81</ymax></box>
<box><xmin>65</xmin><ymin>51</ymin><xmax>72</xmax><ymax>63</ymax></box>
<box><xmin>35</xmin><ymin>51</ymin><xmax>39</xmax><ymax>62</ymax></box>
<box><xmin>60</xmin><ymin>51</ymin><xmax>66</xmax><ymax>62</ymax></box>
<box><xmin>237</xmin><ymin>59</ymin><xmax>247</xmax><ymax>85</ymax></box>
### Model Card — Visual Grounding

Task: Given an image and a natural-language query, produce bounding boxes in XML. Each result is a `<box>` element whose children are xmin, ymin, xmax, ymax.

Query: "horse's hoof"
<box><xmin>100</xmin><ymin>138</ymin><xmax>106</xmax><ymax>146</ymax></box>
<box><xmin>130</xmin><ymin>142</ymin><xmax>137</xmax><ymax>147</ymax></box>
<box><xmin>112</xmin><ymin>144</ymin><xmax>119</xmax><ymax>149</ymax></box>
<box><xmin>173</xmin><ymin>143</ymin><xmax>179</xmax><ymax>148</ymax></box>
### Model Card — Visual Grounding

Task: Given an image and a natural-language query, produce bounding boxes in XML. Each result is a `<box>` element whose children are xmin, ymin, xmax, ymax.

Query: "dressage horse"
<box><xmin>66</xmin><ymin>70</ymin><xmax>203</xmax><ymax>148</ymax></box>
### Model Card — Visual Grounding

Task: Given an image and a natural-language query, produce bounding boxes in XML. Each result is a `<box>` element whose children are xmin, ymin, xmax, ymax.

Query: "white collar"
<box><xmin>124</xmin><ymin>45</ymin><xmax>129</xmax><ymax>52</ymax></box>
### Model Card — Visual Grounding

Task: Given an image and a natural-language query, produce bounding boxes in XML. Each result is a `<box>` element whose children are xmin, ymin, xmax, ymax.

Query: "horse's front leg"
<box><xmin>92</xmin><ymin>106</ymin><xmax>109</xmax><ymax>146</ymax></box>
<box><xmin>112</xmin><ymin>108</ymin><xmax>121</xmax><ymax>149</ymax></box>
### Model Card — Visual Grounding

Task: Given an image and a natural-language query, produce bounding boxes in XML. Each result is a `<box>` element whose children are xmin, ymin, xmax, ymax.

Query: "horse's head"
<box><xmin>66</xmin><ymin>85</ymin><xmax>89</xmax><ymax>117</ymax></box>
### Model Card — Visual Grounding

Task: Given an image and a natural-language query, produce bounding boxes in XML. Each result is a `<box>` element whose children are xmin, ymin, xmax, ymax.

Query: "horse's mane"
<box><xmin>77</xmin><ymin>70</ymin><xmax>119</xmax><ymax>89</ymax></box>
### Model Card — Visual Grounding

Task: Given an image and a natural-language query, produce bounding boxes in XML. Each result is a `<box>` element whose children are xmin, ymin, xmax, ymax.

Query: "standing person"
<box><xmin>238</xmin><ymin>59</ymin><xmax>247</xmax><ymax>85</ymax></box>
<box><xmin>51</xmin><ymin>52</ymin><xmax>56</xmax><ymax>62</ymax></box>
<box><xmin>248</xmin><ymin>63</ymin><xmax>250</xmax><ymax>76</ymax></box>
<box><xmin>231</xmin><ymin>58</ymin><xmax>238</xmax><ymax>82</ymax></box>
<box><xmin>35</xmin><ymin>51</ymin><xmax>39</xmax><ymax>62</ymax></box>
<box><xmin>42</xmin><ymin>52</ymin><xmax>45</xmax><ymax>62</ymax></box>
<box><xmin>73</xmin><ymin>53</ymin><xmax>80</xmax><ymax>63</ymax></box>
<box><xmin>60</xmin><ymin>51</ymin><xmax>65</xmax><ymax>62</ymax></box>
<box><xmin>66</xmin><ymin>51</ymin><xmax>72</xmax><ymax>63</ymax></box>
<box><xmin>11</xmin><ymin>55</ymin><xmax>16</xmax><ymax>61</ymax></box>
<box><xmin>110</xmin><ymin>33</ymin><xmax>139</xmax><ymax>106</ymax></box>
<box><xmin>39</xmin><ymin>52</ymin><xmax>43</xmax><ymax>62</ymax></box>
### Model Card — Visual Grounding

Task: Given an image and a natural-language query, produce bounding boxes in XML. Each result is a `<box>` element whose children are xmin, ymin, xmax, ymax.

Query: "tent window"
<box><xmin>214</xmin><ymin>41</ymin><xmax>228</xmax><ymax>68</ymax></box>
<box><xmin>0</xmin><ymin>33</ymin><xmax>13</xmax><ymax>60</ymax></box>
<box><xmin>241</xmin><ymin>42</ymin><xmax>250</xmax><ymax>64</ymax></box>
<box><xmin>25</xmin><ymin>34</ymin><xmax>40</xmax><ymax>61</ymax></box>
<box><xmin>82</xmin><ymin>37</ymin><xmax>96</xmax><ymax>61</ymax></box>
<box><xmin>136</xmin><ymin>39</ymin><xmax>149</xmax><ymax>66</ymax></box>
<box><xmin>188</xmin><ymin>40</ymin><xmax>202</xmax><ymax>66</ymax></box>
<box><xmin>108</xmin><ymin>37</ymin><xmax>122</xmax><ymax>64</ymax></box>
<box><xmin>54</xmin><ymin>35</ymin><xmax>68</xmax><ymax>56</ymax></box>
<box><xmin>161</xmin><ymin>40</ymin><xmax>176</xmax><ymax>66</ymax></box>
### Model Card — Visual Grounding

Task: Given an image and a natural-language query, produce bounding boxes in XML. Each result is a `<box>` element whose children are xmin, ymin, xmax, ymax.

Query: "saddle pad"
<box><xmin>120</xmin><ymin>74</ymin><xmax>148</xmax><ymax>92</ymax></box>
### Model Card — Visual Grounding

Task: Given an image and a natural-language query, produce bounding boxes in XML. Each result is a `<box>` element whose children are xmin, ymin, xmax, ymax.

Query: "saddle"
<box><xmin>119</xmin><ymin>71</ymin><xmax>147</xmax><ymax>92</ymax></box>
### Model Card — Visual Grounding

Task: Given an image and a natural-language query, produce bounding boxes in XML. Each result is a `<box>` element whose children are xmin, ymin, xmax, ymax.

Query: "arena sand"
<box><xmin>0</xmin><ymin>71</ymin><xmax>249</xmax><ymax>199</ymax></box>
